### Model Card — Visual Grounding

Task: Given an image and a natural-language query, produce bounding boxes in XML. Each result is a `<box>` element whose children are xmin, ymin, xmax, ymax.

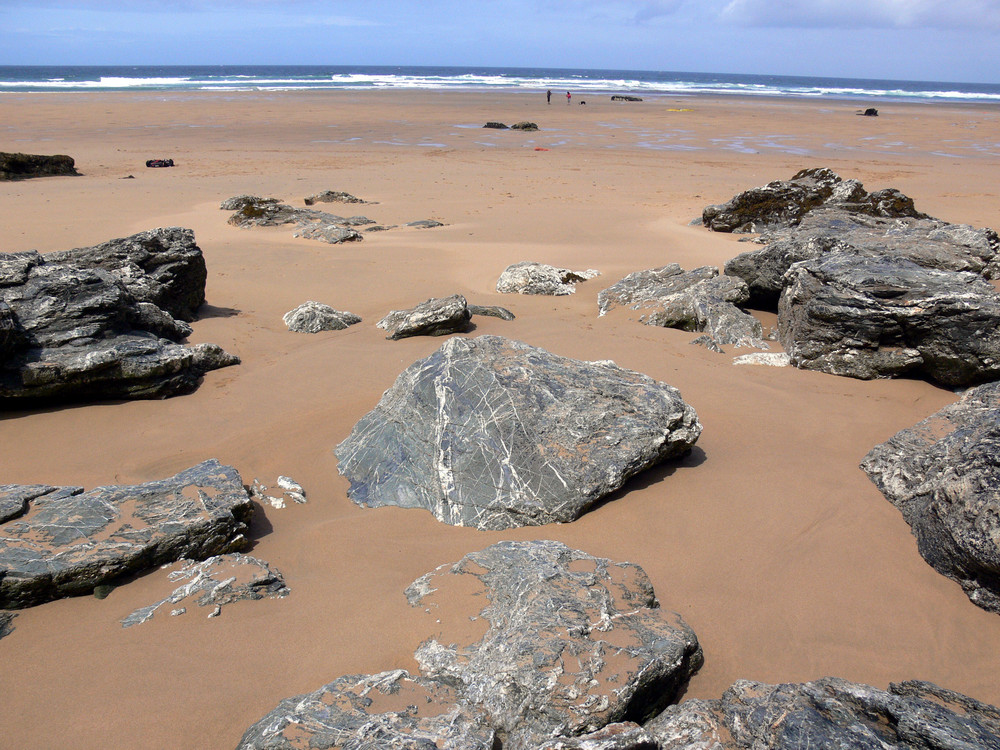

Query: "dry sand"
<box><xmin>1</xmin><ymin>90</ymin><xmax>999</xmax><ymax>748</ymax></box>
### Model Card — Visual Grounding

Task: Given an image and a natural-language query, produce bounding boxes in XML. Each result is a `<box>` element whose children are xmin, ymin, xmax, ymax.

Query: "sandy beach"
<box><xmin>2</xmin><ymin>89</ymin><xmax>1000</xmax><ymax>748</ymax></box>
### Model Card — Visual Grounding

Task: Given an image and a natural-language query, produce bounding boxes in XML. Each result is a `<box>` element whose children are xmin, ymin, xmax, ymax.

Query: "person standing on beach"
<box><xmin>547</xmin><ymin>89</ymin><xmax>552</xmax><ymax>104</ymax></box>
<box><xmin>566</xmin><ymin>91</ymin><xmax>571</xmax><ymax>104</ymax></box>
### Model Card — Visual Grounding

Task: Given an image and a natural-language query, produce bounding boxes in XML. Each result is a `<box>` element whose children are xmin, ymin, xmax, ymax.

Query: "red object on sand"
<box><xmin>534</xmin><ymin>147</ymin><xmax>549</xmax><ymax>151</ymax></box>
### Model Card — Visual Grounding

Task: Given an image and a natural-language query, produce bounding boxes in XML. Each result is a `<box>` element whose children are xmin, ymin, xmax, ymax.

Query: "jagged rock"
<box><xmin>646</xmin><ymin>678</ymin><xmax>1000</xmax><ymax>750</ymax></box>
<box><xmin>0</xmin><ymin>460</ymin><xmax>253</xmax><ymax>609</ymax></box>
<box><xmin>725</xmin><ymin>208</ymin><xmax>1000</xmax><ymax>308</ymax></box>
<box><xmin>0</xmin><ymin>610</ymin><xmax>13</xmax><ymax>640</ymax></box>
<box><xmin>219</xmin><ymin>195</ymin><xmax>282</xmax><ymax>211</ymax></box>
<box><xmin>778</xmin><ymin>252</ymin><xmax>1000</xmax><ymax>385</ymax></box>
<box><xmin>407</xmin><ymin>219</ymin><xmax>444</xmax><ymax>228</ymax></box>
<box><xmin>468</xmin><ymin>303</ymin><xmax>515</xmax><ymax>321</ymax></box>
<box><xmin>0</xmin><ymin>152</ymin><xmax>78</xmax><ymax>180</ymax></box>
<box><xmin>227</xmin><ymin>199</ymin><xmax>311</xmax><ymax>228</ymax></box>
<box><xmin>283</xmin><ymin>301</ymin><xmax>361</xmax><ymax>333</ymax></box>
<box><xmin>291</xmin><ymin>224</ymin><xmax>363</xmax><ymax>244</ymax></box>
<box><xmin>407</xmin><ymin>541</ymin><xmax>703</xmax><ymax>749</ymax></box>
<box><xmin>303</xmin><ymin>190</ymin><xmax>368</xmax><ymax>206</ymax></box>
<box><xmin>497</xmin><ymin>261</ymin><xmax>600</xmax><ymax>295</ymax></box>
<box><xmin>484</xmin><ymin>122</ymin><xmax>509</xmax><ymax>129</ymax></box>
<box><xmin>0</xmin><ymin>249</ymin><xmax>238</xmax><ymax>406</ymax></box>
<box><xmin>46</xmin><ymin>227</ymin><xmax>208</xmax><ymax>321</ymax></box>
<box><xmin>538</xmin><ymin>723</ymin><xmax>657</xmax><ymax>749</ymax></box>
<box><xmin>121</xmin><ymin>553</ymin><xmax>289</xmax><ymax>627</ymax></box>
<box><xmin>511</xmin><ymin>121</ymin><xmax>539</xmax><ymax>131</ymax></box>
<box><xmin>336</xmin><ymin>335</ymin><xmax>701</xmax><ymax>529</ymax></box>
<box><xmin>861</xmin><ymin>381</ymin><xmax>1000</xmax><ymax>614</ymax></box>
<box><xmin>598</xmin><ymin>265</ymin><xmax>766</xmax><ymax>349</ymax></box>
<box><xmin>376</xmin><ymin>294</ymin><xmax>471</xmax><ymax>340</ymax></box>
<box><xmin>0</xmin><ymin>485</ymin><xmax>57</xmax><ymax>524</ymax></box>
<box><xmin>702</xmin><ymin>167</ymin><xmax>926</xmax><ymax>233</ymax></box>
<box><xmin>237</xmin><ymin>669</ymin><xmax>496</xmax><ymax>750</ymax></box>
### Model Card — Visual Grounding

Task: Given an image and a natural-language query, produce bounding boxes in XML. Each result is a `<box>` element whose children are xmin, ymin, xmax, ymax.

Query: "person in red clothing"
<box><xmin>566</xmin><ymin>91</ymin><xmax>571</xmax><ymax>104</ymax></box>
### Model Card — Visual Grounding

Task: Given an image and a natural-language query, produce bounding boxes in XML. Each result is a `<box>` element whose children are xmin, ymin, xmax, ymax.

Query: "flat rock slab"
<box><xmin>725</xmin><ymin>208</ymin><xmax>1000</xmax><ymax>308</ymax></box>
<box><xmin>0</xmin><ymin>460</ymin><xmax>253</xmax><ymax>609</ymax></box>
<box><xmin>862</xmin><ymin>381</ymin><xmax>1000</xmax><ymax>614</ymax></box>
<box><xmin>497</xmin><ymin>261</ymin><xmax>600</xmax><ymax>295</ymax></box>
<box><xmin>283</xmin><ymin>301</ymin><xmax>361</xmax><ymax>333</ymax></box>
<box><xmin>291</xmin><ymin>224</ymin><xmax>363</xmax><ymax>244</ymax></box>
<box><xmin>0</xmin><ymin>152</ymin><xmax>78</xmax><ymax>180</ymax></box>
<box><xmin>646</xmin><ymin>678</ymin><xmax>1000</xmax><ymax>750</ymax></box>
<box><xmin>778</xmin><ymin>252</ymin><xmax>1000</xmax><ymax>385</ymax></box>
<box><xmin>236</xmin><ymin>669</ymin><xmax>497</xmax><ymax>750</ymax></box>
<box><xmin>598</xmin><ymin>264</ymin><xmax>766</xmax><ymax>350</ymax></box>
<box><xmin>121</xmin><ymin>552</ymin><xmax>289</xmax><ymax>627</ymax></box>
<box><xmin>335</xmin><ymin>335</ymin><xmax>701</xmax><ymax>529</ymax></box>
<box><xmin>376</xmin><ymin>294</ymin><xmax>471</xmax><ymax>340</ymax></box>
<box><xmin>702</xmin><ymin>166</ymin><xmax>925</xmax><ymax>233</ymax></box>
<box><xmin>468</xmin><ymin>303</ymin><xmax>515</xmax><ymax>321</ymax></box>
<box><xmin>407</xmin><ymin>540</ymin><xmax>703</xmax><ymax>749</ymax></box>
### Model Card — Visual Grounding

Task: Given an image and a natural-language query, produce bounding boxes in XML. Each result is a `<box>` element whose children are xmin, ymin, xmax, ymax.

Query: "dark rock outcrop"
<box><xmin>335</xmin><ymin>335</ymin><xmax>701</xmax><ymax>529</ymax></box>
<box><xmin>511</xmin><ymin>121</ymin><xmax>539</xmax><ymax>131</ymax></box>
<box><xmin>283</xmin><ymin>301</ymin><xmax>361</xmax><ymax>333</ymax></box>
<box><xmin>219</xmin><ymin>195</ymin><xmax>282</xmax><ymax>212</ymax></box>
<box><xmin>291</xmin><ymin>224</ymin><xmax>363</xmax><ymax>244</ymax></box>
<box><xmin>598</xmin><ymin>265</ymin><xmax>767</xmax><ymax>350</ymax></box>
<box><xmin>0</xmin><ymin>152</ymin><xmax>78</xmax><ymax>181</ymax></box>
<box><xmin>862</xmin><ymin>381</ymin><xmax>1000</xmax><ymax>614</ymax></box>
<box><xmin>725</xmin><ymin>209</ymin><xmax>1000</xmax><ymax>308</ymax></box>
<box><xmin>376</xmin><ymin>294</ymin><xmax>472</xmax><ymax>340</ymax></box>
<box><xmin>121</xmin><ymin>552</ymin><xmax>289</xmax><ymax>627</ymax></box>
<box><xmin>611</xmin><ymin>95</ymin><xmax>643</xmax><ymax>102</ymax></box>
<box><xmin>407</xmin><ymin>541</ymin><xmax>703</xmax><ymax>749</ymax></box>
<box><xmin>303</xmin><ymin>190</ymin><xmax>368</xmax><ymax>206</ymax></box>
<box><xmin>497</xmin><ymin>261</ymin><xmax>600</xmax><ymax>295</ymax></box>
<box><xmin>702</xmin><ymin>167</ymin><xmax>926</xmax><ymax>234</ymax></box>
<box><xmin>647</xmin><ymin>678</ymin><xmax>1000</xmax><ymax>750</ymax></box>
<box><xmin>778</xmin><ymin>253</ymin><xmax>1000</xmax><ymax>385</ymax></box>
<box><xmin>0</xmin><ymin>460</ymin><xmax>253</xmax><ymax>609</ymax></box>
<box><xmin>0</xmin><ymin>246</ymin><xmax>238</xmax><ymax>406</ymax></box>
<box><xmin>484</xmin><ymin>122</ymin><xmax>509</xmax><ymax>129</ymax></box>
<box><xmin>0</xmin><ymin>610</ymin><xmax>14</xmax><ymax>640</ymax></box>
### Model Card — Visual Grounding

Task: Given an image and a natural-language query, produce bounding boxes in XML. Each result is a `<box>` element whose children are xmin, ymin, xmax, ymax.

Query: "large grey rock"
<box><xmin>497</xmin><ymin>261</ymin><xmax>600</xmax><ymax>295</ymax></box>
<box><xmin>283</xmin><ymin>302</ymin><xmax>361</xmax><ymax>333</ymax></box>
<box><xmin>376</xmin><ymin>294</ymin><xmax>472</xmax><ymax>340</ymax></box>
<box><xmin>538</xmin><ymin>723</ymin><xmax>658</xmax><ymax>750</ymax></box>
<box><xmin>0</xmin><ymin>152</ymin><xmax>78</xmax><ymax>180</ymax></box>
<box><xmin>778</xmin><ymin>253</ymin><xmax>1000</xmax><ymax>385</ymax></box>
<box><xmin>335</xmin><ymin>335</ymin><xmax>701</xmax><ymax>529</ymax></box>
<box><xmin>862</xmin><ymin>381</ymin><xmax>1000</xmax><ymax>614</ymax></box>
<box><xmin>407</xmin><ymin>540</ymin><xmax>703</xmax><ymax>749</ymax></box>
<box><xmin>598</xmin><ymin>265</ymin><xmax>767</xmax><ymax>350</ymax></box>
<box><xmin>0</xmin><ymin>460</ymin><xmax>253</xmax><ymax>609</ymax></box>
<box><xmin>702</xmin><ymin>167</ymin><xmax>926</xmax><ymax>233</ymax></box>
<box><xmin>236</xmin><ymin>669</ymin><xmax>496</xmax><ymax>750</ymax></box>
<box><xmin>121</xmin><ymin>552</ymin><xmax>289</xmax><ymax>627</ymax></box>
<box><xmin>47</xmin><ymin>227</ymin><xmax>208</xmax><ymax>321</ymax></box>
<box><xmin>725</xmin><ymin>208</ymin><xmax>1000</xmax><ymax>308</ymax></box>
<box><xmin>647</xmin><ymin>678</ymin><xmax>1000</xmax><ymax>750</ymax></box>
<box><xmin>0</xmin><ymin>251</ymin><xmax>238</xmax><ymax>406</ymax></box>
<box><xmin>291</xmin><ymin>224</ymin><xmax>364</xmax><ymax>244</ymax></box>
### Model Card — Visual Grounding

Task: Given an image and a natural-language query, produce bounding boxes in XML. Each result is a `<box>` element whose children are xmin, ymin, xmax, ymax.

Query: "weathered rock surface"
<box><xmin>484</xmin><ymin>122</ymin><xmax>509</xmax><ymax>129</ymax></box>
<box><xmin>291</xmin><ymin>224</ymin><xmax>363</xmax><ymax>244</ymax></box>
<box><xmin>376</xmin><ymin>294</ymin><xmax>472</xmax><ymax>340</ymax></box>
<box><xmin>121</xmin><ymin>552</ymin><xmax>289</xmax><ymax>627</ymax></box>
<box><xmin>407</xmin><ymin>219</ymin><xmax>445</xmax><ymax>228</ymax></box>
<box><xmin>0</xmin><ymin>460</ymin><xmax>253</xmax><ymax>609</ymax></box>
<box><xmin>511</xmin><ymin>121</ymin><xmax>539</xmax><ymax>131</ymax></box>
<box><xmin>236</xmin><ymin>669</ymin><xmax>497</xmax><ymax>750</ymax></box>
<box><xmin>0</xmin><ymin>484</ymin><xmax>56</xmax><ymax>524</ymax></box>
<box><xmin>646</xmin><ymin>678</ymin><xmax>1000</xmax><ymax>750</ymax></box>
<box><xmin>47</xmin><ymin>227</ymin><xmax>208</xmax><ymax>321</ymax></box>
<box><xmin>283</xmin><ymin>301</ymin><xmax>361</xmax><ymax>333</ymax></box>
<box><xmin>862</xmin><ymin>381</ymin><xmax>1000</xmax><ymax>614</ymax></box>
<box><xmin>0</xmin><ymin>152</ymin><xmax>78</xmax><ymax>180</ymax></box>
<box><xmin>219</xmin><ymin>195</ymin><xmax>282</xmax><ymax>212</ymax></box>
<box><xmin>497</xmin><ymin>261</ymin><xmax>600</xmax><ymax>296</ymax></box>
<box><xmin>303</xmin><ymin>190</ymin><xmax>369</xmax><ymax>206</ymax></box>
<box><xmin>598</xmin><ymin>265</ymin><xmax>767</xmax><ymax>350</ymax></box>
<box><xmin>0</xmin><ymin>610</ymin><xmax>14</xmax><ymax>640</ymax></box>
<box><xmin>407</xmin><ymin>540</ymin><xmax>703</xmax><ymax>749</ymax></box>
<box><xmin>250</xmin><ymin>476</ymin><xmax>307</xmax><ymax>509</ymax></box>
<box><xmin>0</xmin><ymin>247</ymin><xmax>238</xmax><ymax>406</ymax></box>
<box><xmin>725</xmin><ymin>208</ymin><xmax>1000</xmax><ymax>308</ymax></box>
<box><xmin>702</xmin><ymin>167</ymin><xmax>926</xmax><ymax>234</ymax></box>
<box><xmin>468</xmin><ymin>303</ymin><xmax>515</xmax><ymax>321</ymax></box>
<box><xmin>335</xmin><ymin>335</ymin><xmax>701</xmax><ymax>529</ymax></box>
<box><xmin>778</xmin><ymin>253</ymin><xmax>1000</xmax><ymax>385</ymax></box>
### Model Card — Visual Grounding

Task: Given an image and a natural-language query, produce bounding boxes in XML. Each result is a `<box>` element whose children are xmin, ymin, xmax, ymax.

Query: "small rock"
<box><xmin>376</xmin><ymin>294</ymin><xmax>471</xmax><ymax>340</ymax></box>
<box><xmin>283</xmin><ymin>302</ymin><xmax>362</xmax><ymax>333</ymax></box>
<box><xmin>497</xmin><ymin>261</ymin><xmax>600</xmax><ymax>295</ymax></box>
<box><xmin>303</xmin><ymin>190</ymin><xmax>368</xmax><ymax>206</ymax></box>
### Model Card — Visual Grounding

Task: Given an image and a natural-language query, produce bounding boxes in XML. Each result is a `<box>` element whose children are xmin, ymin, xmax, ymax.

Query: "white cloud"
<box><xmin>719</xmin><ymin>0</ymin><xmax>1000</xmax><ymax>29</ymax></box>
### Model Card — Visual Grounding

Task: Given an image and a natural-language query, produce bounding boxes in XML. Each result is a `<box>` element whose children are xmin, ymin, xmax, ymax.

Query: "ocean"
<box><xmin>2</xmin><ymin>65</ymin><xmax>999</xmax><ymax>102</ymax></box>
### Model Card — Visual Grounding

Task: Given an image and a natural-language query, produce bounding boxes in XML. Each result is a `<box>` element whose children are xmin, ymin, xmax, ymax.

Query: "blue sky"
<box><xmin>2</xmin><ymin>0</ymin><xmax>999</xmax><ymax>83</ymax></box>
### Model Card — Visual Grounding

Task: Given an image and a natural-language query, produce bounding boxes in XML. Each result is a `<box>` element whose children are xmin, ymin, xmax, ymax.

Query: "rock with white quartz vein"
<box><xmin>335</xmin><ymin>335</ymin><xmax>701</xmax><ymax>529</ymax></box>
<box><xmin>496</xmin><ymin>261</ymin><xmax>600</xmax><ymax>295</ymax></box>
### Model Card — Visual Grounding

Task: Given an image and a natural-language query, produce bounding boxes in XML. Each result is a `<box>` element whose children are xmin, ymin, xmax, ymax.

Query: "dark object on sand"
<box><xmin>145</xmin><ymin>158</ymin><xmax>174</xmax><ymax>168</ymax></box>
<box><xmin>511</xmin><ymin>121</ymin><xmax>539</xmax><ymax>130</ymax></box>
<box><xmin>303</xmin><ymin>190</ymin><xmax>368</xmax><ymax>206</ymax></box>
<box><xmin>860</xmin><ymin>107</ymin><xmax>879</xmax><ymax>116</ymax></box>
<box><xmin>0</xmin><ymin>152</ymin><xmax>78</xmax><ymax>181</ymax></box>
<box><xmin>611</xmin><ymin>95</ymin><xmax>643</xmax><ymax>102</ymax></box>
<box><xmin>483</xmin><ymin>122</ymin><xmax>509</xmax><ymax>129</ymax></box>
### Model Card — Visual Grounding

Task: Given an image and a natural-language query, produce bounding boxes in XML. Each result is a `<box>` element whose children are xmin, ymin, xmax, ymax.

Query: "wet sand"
<box><xmin>1</xmin><ymin>90</ymin><xmax>999</xmax><ymax>748</ymax></box>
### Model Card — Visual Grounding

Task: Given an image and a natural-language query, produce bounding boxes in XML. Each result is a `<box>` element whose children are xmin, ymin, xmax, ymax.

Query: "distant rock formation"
<box><xmin>611</xmin><ymin>95</ymin><xmax>643</xmax><ymax>102</ymax></box>
<box><xmin>376</xmin><ymin>294</ymin><xmax>471</xmax><ymax>340</ymax></box>
<box><xmin>303</xmin><ymin>190</ymin><xmax>369</xmax><ymax>206</ymax></box>
<box><xmin>484</xmin><ymin>122</ymin><xmax>509</xmax><ymax>129</ymax></box>
<box><xmin>283</xmin><ymin>301</ymin><xmax>361</xmax><ymax>333</ymax></box>
<box><xmin>0</xmin><ymin>152</ymin><xmax>78</xmax><ymax>180</ymax></box>
<box><xmin>0</xmin><ymin>460</ymin><xmax>253</xmax><ymax>609</ymax></box>
<box><xmin>497</xmin><ymin>261</ymin><xmax>600</xmax><ymax>295</ymax></box>
<box><xmin>336</xmin><ymin>335</ymin><xmax>701</xmax><ymax>529</ymax></box>
<box><xmin>862</xmin><ymin>381</ymin><xmax>1000</xmax><ymax>614</ymax></box>
<box><xmin>510</xmin><ymin>121</ymin><xmax>539</xmax><ymax>131</ymax></box>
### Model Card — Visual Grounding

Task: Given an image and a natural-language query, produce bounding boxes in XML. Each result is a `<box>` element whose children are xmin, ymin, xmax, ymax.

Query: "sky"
<box><xmin>2</xmin><ymin>0</ymin><xmax>999</xmax><ymax>83</ymax></box>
